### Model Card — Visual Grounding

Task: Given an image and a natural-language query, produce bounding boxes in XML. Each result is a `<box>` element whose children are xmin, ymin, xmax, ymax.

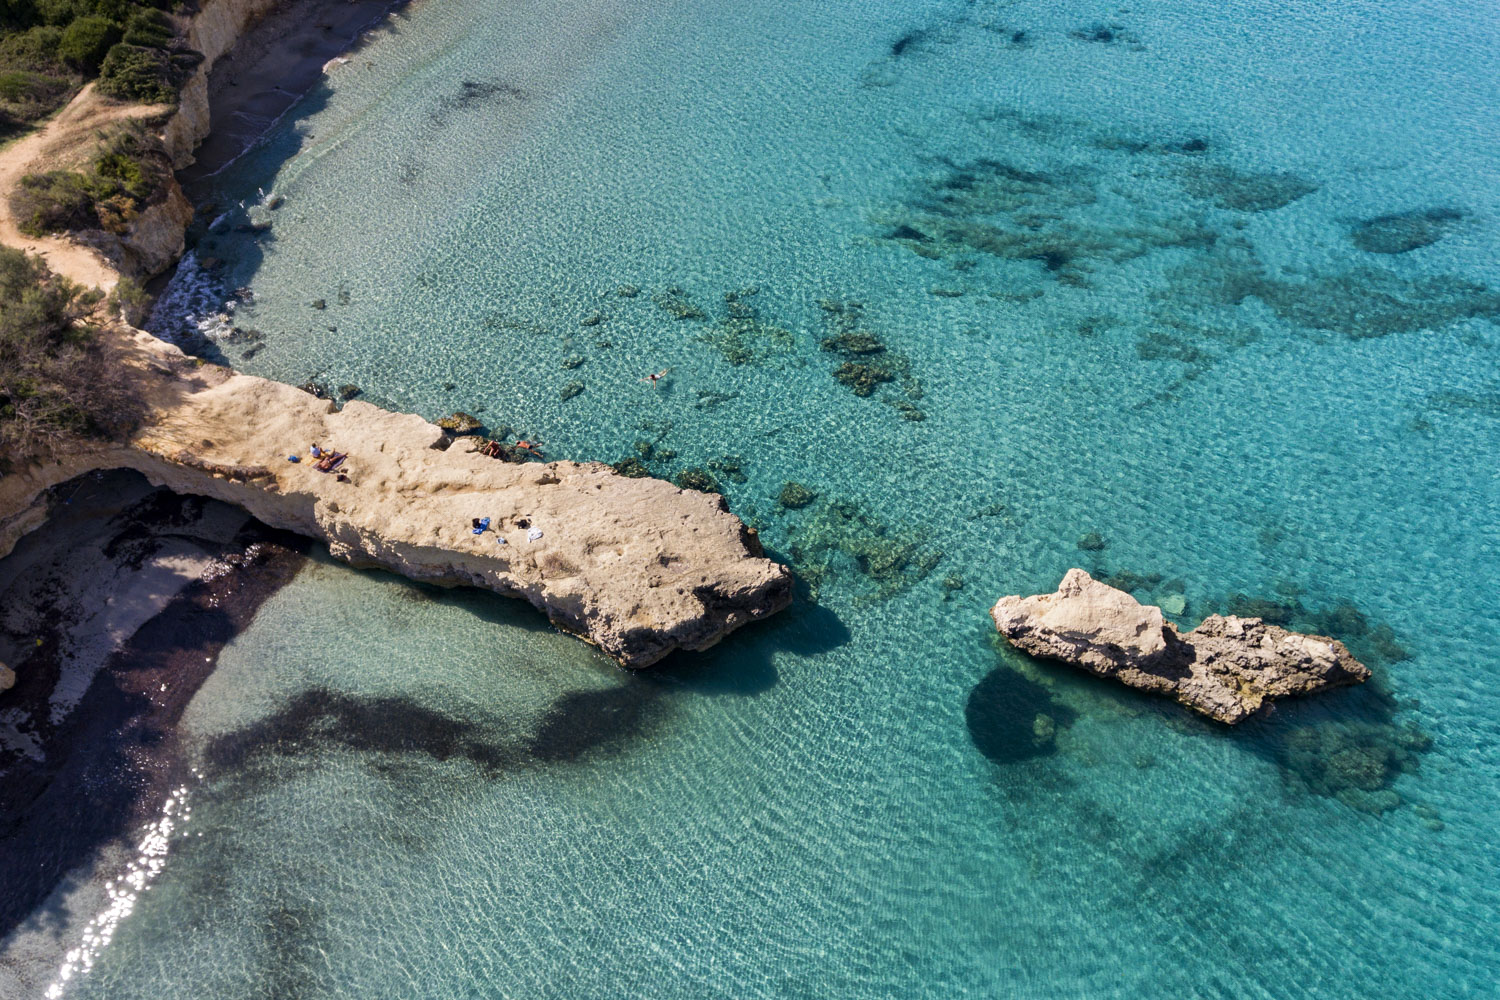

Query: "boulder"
<box><xmin>0</xmin><ymin>662</ymin><xmax>13</xmax><ymax>692</ymax></box>
<box><xmin>991</xmin><ymin>569</ymin><xmax>1369</xmax><ymax>723</ymax></box>
<box><xmin>437</xmin><ymin>411</ymin><xmax>483</xmax><ymax>435</ymax></box>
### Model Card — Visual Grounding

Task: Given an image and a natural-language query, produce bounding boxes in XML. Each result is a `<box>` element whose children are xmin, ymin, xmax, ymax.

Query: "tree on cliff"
<box><xmin>0</xmin><ymin>247</ymin><xmax>142</xmax><ymax>469</ymax></box>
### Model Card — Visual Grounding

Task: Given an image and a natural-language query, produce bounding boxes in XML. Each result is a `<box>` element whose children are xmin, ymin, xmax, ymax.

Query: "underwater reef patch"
<box><xmin>785</xmin><ymin>497</ymin><xmax>942</xmax><ymax>602</ymax></box>
<box><xmin>1165</xmin><ymin>238</ymin><xmax>1500</xmax><ymax>340</ymax></box>
<box><xmin>1199</xmin><ymin>590</ymin><xmax>1432</xmax><ymax>815</ymax></box>
<box><xmin>1068</xmin><ymin>23</ymin><xmax>1142</xmax><ymax>47</ymax></box>
<box><xmin>1180</xmin><ymin>163</ymin><xmax>1318</xmax><ymax>213</ymax></box>
<box><xmin>1274</xmin><ymin>718</ymin><xmax>1431</xmax><ymax>815</ymax></box>
<box><xmin>818</xmin><ymin>299</ymin><xmax>923</xmax><ymax>413</ymax></box>
<box><xmin>429</xmin><ymin>78</ymin><xmax>528</xmax><ymax>126</ymax></box>
<box><xmin>1348</xmin><ymin>207</ymin><xmax>1466</xmax><ymax>254</ymax></box>
<box><xmin>698</xmin><ymin>286</ymin><xmax>796</xmax><ymax>365</ymax></box>
<box><xmin>653</xmin><ymin>285</ymin><xmax>707</xmax><ymax>320</ymax></box>
<box><xmin>1425</xmin><ymin>390</ymin><xmax>1500</xmax><ymax>418</ymax></box>
<box><xmin>876</xmin><ymin>155</ymin><xmax>1215</xmax><ymax>282</ymax></box>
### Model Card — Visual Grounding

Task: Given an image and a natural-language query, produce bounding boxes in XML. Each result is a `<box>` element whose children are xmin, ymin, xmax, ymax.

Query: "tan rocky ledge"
<box><xmin>0</xmin><ymin>329</ymin><xmax>793</xmax><ymax>668</ymax></box>
<box><xmin>990</xmin><ymin>568</ymin><xmax>1369</xmax><ymax>723</ymax></box>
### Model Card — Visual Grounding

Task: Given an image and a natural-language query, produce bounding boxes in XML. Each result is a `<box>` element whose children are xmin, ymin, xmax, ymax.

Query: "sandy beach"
<box><xmin>180</xmin><ymin>0</ymin><xmax>412</xmax><ymax>184</ymax></box>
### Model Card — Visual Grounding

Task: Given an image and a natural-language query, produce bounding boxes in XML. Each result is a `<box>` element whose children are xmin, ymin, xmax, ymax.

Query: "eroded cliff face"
<box><xmin>1</xmin><ymin>331</ymin><xmax>793</xmax><ymax>667</ymax></box>
<box><xmin>78</xmin><ymin>182</ymin><xmax>195</xmax><ymax>278</ymax></box>
<box><xmin>163</xmin><ymin>0</ymin><xmax>287</xmax><ymax>166</ymax></box>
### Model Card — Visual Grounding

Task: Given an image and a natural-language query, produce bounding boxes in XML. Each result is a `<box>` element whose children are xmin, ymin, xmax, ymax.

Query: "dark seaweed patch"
<box><xmin>257</xmin><ymin>895</ymin><xmax>332</xmax><ymax>1000</ymax></box>
<box><xmin>653</xmin><ymin>285</ymin><xmax>707</xmax><ymax>320</ymax></box>
<box><xmin>1192</xmin><ymin>592</ymin><xmax>1432</xmax><ymax>814</ymax></box>
<box><xmin>1426</xmin><ymin>390</ymin><xmax>1500</xmax><ymax>418</ymax></box>
<box><xmin>966</xmin><ymin>666</ymin><xmax>1078</xmax><ymax>763</ymax></box>
<box><xmin>203</xmin><ymin>688</ymin><xmax>515</xmax><ymax>779</ymax></box>
<box><xmin>878</xmin><ymin>156</ymin><xmax>1214</xmax><ymax>280</ymax></box>
<box><xmin>429</xmin><ymin>79</ymin><xmax>528</xmax><ymax>126</ymax></box>
<box><xmin>1166</xmin><ymin>238</ymin><xmax>1500</xmax><ymax>340</ymax></box>
<box><xmin>1261</xmin><ymin>268</ymin><xmax>1500</xmax><ymax>339</ymax></box>
<box><xmin>818</xmin><ymin>299</ymin><xmax>921</xmax><ymax>403</ymax></box>
<box><xmin>890</xmin><ymin>28</ymin><xmax>929</xmax><ymax>58</ymax></box>
<box><xmin>697</xmin><ymin>287</ymin><xmax>794</xmax><ymax>365</ymax></box>
<box><xmin>787</xmin><ymin>498</ymin><xmax>941</xmax><ymax>601</ymax></box>
<box><xmin>1181</xmin><ymin>163</ymin><xmax>1318</xmax><ymax>212</ymax></box>
<box><xmin>1068</xmin><ymin>23</ymin><xmax>1140</xmax><ymax>46</ymax></box>
<box><xmin>1349</xmin><ymin>207</ymin><xmax>1465</xmax><ymax>254</ymax></box>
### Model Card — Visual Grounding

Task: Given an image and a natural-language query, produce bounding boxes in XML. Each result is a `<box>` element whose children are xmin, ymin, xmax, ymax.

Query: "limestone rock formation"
<box><xmin>0</xmin><ymin>331</ymin><xmax>793</xmax><ymax>669</ymax></box>
<box><xmin>991</xmin><ymin>569</ymin><xmax>1369</xmax><ymax>723</ymax></box>
<box><xmin>80</xmin><ymin>182</ymin><xmax>195</xmax><ymax>278</ymax></box>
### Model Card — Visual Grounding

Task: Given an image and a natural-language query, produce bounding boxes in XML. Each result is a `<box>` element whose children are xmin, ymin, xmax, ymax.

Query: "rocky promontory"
<box><xmin>0</xmin><ymin>330</ymin><xmax>792</xmax><ymax>668</ymax></box>
<box><xmin>991</xmin><ymin>569</ymin><xmax>1369</xmax><ymax>723</ymax></box>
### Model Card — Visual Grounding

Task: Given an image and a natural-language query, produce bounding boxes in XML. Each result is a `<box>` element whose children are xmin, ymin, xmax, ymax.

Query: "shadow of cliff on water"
<box><xmin>652</xmin><ymin>591</ymin><xmax>850</xmax><ymax>697</ymax></box>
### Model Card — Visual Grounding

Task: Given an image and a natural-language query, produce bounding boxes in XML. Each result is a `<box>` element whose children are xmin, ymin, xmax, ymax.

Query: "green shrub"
<box><xmin>0</xmin><ymin>69</ymin><xmax>61</xmax><ymax>102</ymax></box>
<box><xmin>10</xmin><ymin>124</ymin><xmax>170</xmax><ymax>236</ymax></box>
<box><xmin>12</xmin><ymin>169</ymin><xmax>96</xmax><ymax>235</ymax></box>
<box><xmin>107</xmin><ymin>272</ymin><xmax>151</xmax><ymax>324</ymax></box>
<box><xmin>33</xmin><ymin>0</ymin><xmax>83</xmax><ymax>27</ymax></box>
<box><xmin>0</xmin><ymin>23</ymin><xmax>62</xmax><ymax>66</ymax></box>
<box><xmin>0</xmin><ymin>0</ymin><xmax>40</xmax><ymax>32</ymax></box>
<box><xmin>97</xmin><ymin>40</ymin><xmax>171</xmax><ymax>101</ymax></box>
<box><xmin>119</xmin><ymin>7</ymin><xmax>167</xmax><ymax>46</ymax></box>
<box><xmin>0</xmin><ymin>247</ymin><xmax>142</xmax><ymax>469</ymax></box>
<box><xmin>56</xmin><ymin>13</ymin><xmax>119</xmax><ymax>72</ymax></box>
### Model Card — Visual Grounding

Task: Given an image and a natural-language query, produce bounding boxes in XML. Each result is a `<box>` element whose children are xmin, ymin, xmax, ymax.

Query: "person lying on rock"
<box><xmin>315</xmin><ymin>451</ymin><xmax>347</xmax><ymax>473</ymax></box>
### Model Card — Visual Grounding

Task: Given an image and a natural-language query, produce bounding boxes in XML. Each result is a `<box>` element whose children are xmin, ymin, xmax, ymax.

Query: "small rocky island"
<box><xmin>991</xmin><ymin>569</ymin><xmax>1369</xmax><ymax>723</ymax></box>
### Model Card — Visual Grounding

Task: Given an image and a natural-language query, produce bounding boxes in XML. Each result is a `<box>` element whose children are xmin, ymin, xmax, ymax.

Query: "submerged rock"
<box><xmin>1349</xmin><ymin>208</ymin><xmax>1465</xmax><ymax>255</ymax></box>
<box><xmin>675</xmin><ymin>467</ymin><xmax>719</xmax><ymax>493</ymax></box>
<box><xmin>991</xmin><ymin>569</ymin><xmax>1370</xmax><ymax>723</ymax></box>
<box><xmin>833</xmin><ymin>361</ymin><xmax>894</xmax><ymax>397</ymax></box>
<box><xmin>778</xmin><ymin>481</ymin><xmax>816</xmax><ymax>509</ymax></box>
<box><xmin>611</xmin><ymin>457</ymin><xmax>652</xmax><ymax>478</ymax></box>
<box><xmin>437</xmin><ymin>412</ymin><xmax>484</xmax><ymax>435</ymax></box>
<box><xmin>653</xmin><ymin>285</ymin><xmax>707</xmax><ymax>320</ymax></box>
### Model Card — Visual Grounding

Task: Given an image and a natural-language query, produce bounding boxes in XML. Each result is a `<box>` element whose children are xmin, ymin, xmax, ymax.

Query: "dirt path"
<box><xmin>0</xmin><ymin>84</ymin><xmax>163</xmax><ymax>291</ymax></box>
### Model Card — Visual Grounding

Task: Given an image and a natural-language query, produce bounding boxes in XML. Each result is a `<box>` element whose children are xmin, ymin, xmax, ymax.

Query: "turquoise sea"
<box><xmin>53</xmin><ymin>0</ymin><xmax>1500</xmax><ymax>995</ymax></box>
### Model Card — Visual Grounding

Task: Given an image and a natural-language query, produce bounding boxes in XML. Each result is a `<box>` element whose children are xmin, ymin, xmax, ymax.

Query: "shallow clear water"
<box><xmin>85</xmin><ymin>0</ymin><xmax>1500</xmax><ymax>995</ymax></box>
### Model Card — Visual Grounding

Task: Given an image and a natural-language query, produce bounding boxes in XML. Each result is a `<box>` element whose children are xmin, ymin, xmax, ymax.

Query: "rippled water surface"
<box><xmin>79</xmin><ymin>0</ymin><xmax>1500</xmax><ymax>995</ymax></box>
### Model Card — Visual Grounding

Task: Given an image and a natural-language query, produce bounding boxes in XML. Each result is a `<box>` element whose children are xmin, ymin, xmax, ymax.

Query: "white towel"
<box><xmin>527</xmin><ymin>527</ymin><xmax>544</xmax><ymax>542</ymax></box>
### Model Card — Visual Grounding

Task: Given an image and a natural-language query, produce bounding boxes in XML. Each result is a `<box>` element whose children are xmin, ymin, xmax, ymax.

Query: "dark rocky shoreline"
<box><xmin>0</xmin><ymin>472</ymin><xmax>308</xmax><ymax>949</ymax></box>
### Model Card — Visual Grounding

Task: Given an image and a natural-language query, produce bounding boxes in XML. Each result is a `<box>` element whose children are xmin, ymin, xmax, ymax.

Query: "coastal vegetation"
<box><xmin>0</xmin><ymin>246</ymin><xmax>139</xmax><ymax>468</ymax></box>
<box><xmin>0</xmin><ymin>1</ymin><xmax>186</xmax><ymax>138</ymax></box>
<box><xmin>10</xmin><ymin>120</ymin><xmax>171</xmax><ymax>236</ymax></box>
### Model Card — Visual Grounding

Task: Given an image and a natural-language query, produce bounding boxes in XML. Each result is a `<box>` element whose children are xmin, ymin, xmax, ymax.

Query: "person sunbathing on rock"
<box><xmin>315</xmin><ymin>451</ymin><xmax>347</xmax><ymax>472</ymax></box>
<box><xmin>514</xmin><ymin>439</ymin><xmax>544</xmax><ymax>459</ymax></box>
